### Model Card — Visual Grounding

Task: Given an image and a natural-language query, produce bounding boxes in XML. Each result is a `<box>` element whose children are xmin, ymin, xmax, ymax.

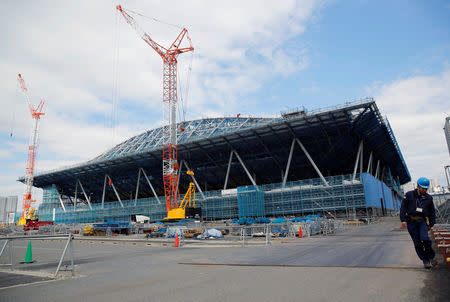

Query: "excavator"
<box><xmin>164</xmin><ymin>171</ymin><xmax>201</xmax><ymax>220</ymax></box>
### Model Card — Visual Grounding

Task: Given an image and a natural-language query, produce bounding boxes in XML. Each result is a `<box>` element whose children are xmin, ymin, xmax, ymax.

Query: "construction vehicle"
<box><xmin>116</xmin><ymin>5</ymin><xmax>197</xmax><ymax>222</ymax></box>
<box><xmin>23</xmin><ymin>220</ymin><xmax>53</xmax><ymax>231</ymax></box>
<box><xmin>16</xmin><ymin>74</ymin><xmax>45</xmax><ymax>226</ymax></box>
<box><xmin>83</xmin><ymin>225</ymin><xmax>94</xmax><ymax>236</ymax></box>
<box><xmin>165</xmin><ymin>171</ymin><xmax>201</xmax><ymax>220</ymax></box>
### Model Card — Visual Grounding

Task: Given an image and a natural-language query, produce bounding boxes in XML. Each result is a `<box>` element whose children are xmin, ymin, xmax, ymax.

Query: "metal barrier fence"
<box><xmin>0</xmin><ymin>234</ymin><xmax>74</xmax><ymax>277</ymax></box>
<box><xmin>431</xmin><ymin>224</ymin><xmax>450</xmax><ymax>269</ymax></box>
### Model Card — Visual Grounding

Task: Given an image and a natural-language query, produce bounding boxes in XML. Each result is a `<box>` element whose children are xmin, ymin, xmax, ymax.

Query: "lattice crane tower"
<box><xmin>116</xmin><ymin>5</ymin><xmax>194</xmax><ymax>213</ymax></box>
<box><xmin>17</xmin><ymin>74</ymin><xmax>45</xmax><ymax>224</ymax></box>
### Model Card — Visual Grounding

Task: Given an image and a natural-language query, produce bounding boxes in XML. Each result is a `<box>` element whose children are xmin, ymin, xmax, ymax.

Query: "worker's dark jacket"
<box><xmin>400</xmin><ymin>190</ymin><xmax>435</xmax><ymax>227</ymax></box>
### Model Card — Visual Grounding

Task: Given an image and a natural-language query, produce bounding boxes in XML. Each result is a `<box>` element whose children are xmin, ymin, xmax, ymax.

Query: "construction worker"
<box><xmin>400</xmin><ymin>177</ymin><xmax>436</xmax><ymax>269</ymax></box>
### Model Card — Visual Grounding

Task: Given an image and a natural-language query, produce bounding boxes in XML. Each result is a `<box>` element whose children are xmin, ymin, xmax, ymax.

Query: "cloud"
<box><xmin>0</xmin><ymin>149</ymin><xmax>14</xmax><ymax>159</ymax></box>
<box><xmin>0</xmin><ymin>1</ymin><xmax>324</xmax><ymax>201</ymax></box>
<box><xmin>370</xmin><ymin>68</ymin><xmax>450</xmax><ymax>185</ymax></box>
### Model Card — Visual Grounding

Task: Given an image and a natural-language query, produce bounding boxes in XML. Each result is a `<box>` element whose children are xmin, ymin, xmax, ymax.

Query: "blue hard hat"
<box><xmin>417</xmin><ymin>177</ymin><xmax>430</xmax><ymax>189</ymax></box>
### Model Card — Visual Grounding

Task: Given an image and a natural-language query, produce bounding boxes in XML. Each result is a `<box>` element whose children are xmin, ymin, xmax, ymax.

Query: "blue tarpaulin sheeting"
<box><xmin>362</xmin><ymin>173</ymin><xmax>400</xmax><ymax>210</ymax></box>
<box><xmin>272</xmin><ymin>217</ymin><xmax>287</xmax><ymax>224</ymax></box>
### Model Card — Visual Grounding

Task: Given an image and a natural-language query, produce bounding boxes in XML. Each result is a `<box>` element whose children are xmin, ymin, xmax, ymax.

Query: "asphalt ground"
<box><xmin>0</xmin><ymin>217</ymin><xmax>449</xmax><ymax>302</ymax></box>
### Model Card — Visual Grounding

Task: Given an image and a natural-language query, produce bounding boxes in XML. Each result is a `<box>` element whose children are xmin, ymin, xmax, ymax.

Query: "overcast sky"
<box><xmin>1</xmin><ymin>0</ymin><xmax>449</xmax><ymax>209</ymax></box>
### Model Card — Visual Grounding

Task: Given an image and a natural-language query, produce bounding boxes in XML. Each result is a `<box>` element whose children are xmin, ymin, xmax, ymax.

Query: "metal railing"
<box><xmin>0</xmin><ymin>234</ymin><xmax>74</xmax><ymax>277</ymax></box>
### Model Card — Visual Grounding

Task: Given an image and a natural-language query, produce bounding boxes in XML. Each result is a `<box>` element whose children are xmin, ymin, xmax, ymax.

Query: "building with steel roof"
<box><xmin>22</xmin><ymin>98</ymin><xmax>410</xmax><ymax>223</ymax></box>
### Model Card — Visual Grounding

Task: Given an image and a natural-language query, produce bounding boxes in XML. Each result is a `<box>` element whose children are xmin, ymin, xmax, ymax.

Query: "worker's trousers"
<box><xmin>406</xmin><ymin>219</ymin><xmax>435</xmax><ymax>262</ymax></box>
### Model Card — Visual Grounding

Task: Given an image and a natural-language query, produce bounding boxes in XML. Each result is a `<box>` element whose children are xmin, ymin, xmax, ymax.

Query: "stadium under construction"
<box><xmin>20</xmin><ymin>98</ymin><xmax>410</xmax><ymax>224</ymax></box>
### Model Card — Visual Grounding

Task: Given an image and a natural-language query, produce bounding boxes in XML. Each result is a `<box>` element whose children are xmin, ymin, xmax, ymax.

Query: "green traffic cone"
<box><xmin>21</xmin><ymin>241</ymin><xmax>35</xmax><ymax>264</ymax></box>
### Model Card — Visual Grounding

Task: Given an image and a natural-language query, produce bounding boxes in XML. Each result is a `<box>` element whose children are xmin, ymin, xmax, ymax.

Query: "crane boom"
<box><xmin>116</xmin><ymin>5</ymin><xmax>168</xmax><ymax>60</ymax></box>
<box><xmin>17</xmin><ymin>74</ymin><xmax>45</xmax><ymax>225</ymax></box>
<box><xmin>116</xmin><ymin>5</ymin><xmax>194</xmax><ymax>216</ymax></box>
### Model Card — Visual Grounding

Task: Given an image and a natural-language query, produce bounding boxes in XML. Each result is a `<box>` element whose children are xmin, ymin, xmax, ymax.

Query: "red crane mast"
<box><xmin>116</xmin><ymin>5</ymin><xmax>194</xmax><ymax>215</ymax></box>
<box><xmin>17</xmin><ymin>74</ymin><xmax>45</xmax><ymax>224</ymax></box>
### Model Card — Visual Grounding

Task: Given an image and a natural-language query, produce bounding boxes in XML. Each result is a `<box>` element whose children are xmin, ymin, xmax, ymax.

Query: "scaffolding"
<box><xmin>35</xmin><ymin>173</ymin><xmax>400</xmax><ymax>224</ymax></box>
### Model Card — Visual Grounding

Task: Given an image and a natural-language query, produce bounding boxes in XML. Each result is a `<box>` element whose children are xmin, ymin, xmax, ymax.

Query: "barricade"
<box><xmin>431</xmin><ymin>224</ymin><xmax>450</xmax><ymax>269</ymax></box>
<box><xmin>0</xmin><ymin>234</ymin><xmax>74</xmax><ymax>277</ymax></box>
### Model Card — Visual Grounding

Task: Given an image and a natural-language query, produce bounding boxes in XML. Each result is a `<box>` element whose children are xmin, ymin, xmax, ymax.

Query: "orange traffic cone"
<box><xmin>298</xmin><ymin>225</ymin><xmax>303</xmax><ymax>238</ymax></box>
<box><xmin>174</xmin><ymin>233</ymin><xmax>179</xmax><ymax>247</ymax></box>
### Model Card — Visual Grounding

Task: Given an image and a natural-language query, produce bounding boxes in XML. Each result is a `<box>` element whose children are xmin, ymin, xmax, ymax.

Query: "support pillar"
<box><xmin>57</xmin><ymin>190</ymin><xmax>66</xmax><ymax>212</ymax></box>
<box><xmin>352</xmin><ymin>141</ymin><xmax>363</xmax><ymax>181</ymax></box>
<box><xmin>282</xmin><ymin>139</ymin><xmax>296</xmax><ymax>187</ymax></box>
<box><xmin>105</xmin><ymin>175</ymin><xmax>123</xmax><ymax>208</ymax></box>
<box><xmin>141</xmin><ymin>168</ymin><xmax>161</xmax><ymax>204</ymax></box>
<box><xmin>375</xmin><ymin>160</ymin><xmax>380</xmax><ymax>179</ymax></box>
<box><xmin>223</xmin><ymin>151</ymin><xmax>234</xmax><ymax>190</ymax></box>
<box><xmin>101</xmin><ymin>175</ymin><xmax>107</xmax><ymax>208</ymax></box>
<box><xmin>367</xmin><ymin>151</ymin><xmax>373</xmax><ymax>174</ymax></box>
<box><xmin>295</xmin><ymin>138</ymin><xmax>329</xmax><ymax>187</ymax></box>
<box><xmin>134</xmin><ymin>168</ymin><xmax>142</xmax><ymax>206</ymax></box>
<box><xmin>223</xmin><ymin>150</ymin><xmax>257</xmax><ymax>189</ymax></box>
<box><xmin>77</xmin><ymin>180</ymin><xmax>92</xmax><ymax>210</ymax></box>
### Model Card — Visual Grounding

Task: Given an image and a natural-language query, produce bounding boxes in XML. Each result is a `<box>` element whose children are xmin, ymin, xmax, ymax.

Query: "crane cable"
<box><xmin>111</xmin><ymin>9</ymin><xmax>121</xmax><ymax>147</ymax></box>
<box><xmin>178</xmin><ymin>51</ymin><xmax>194</xmax><ymax>123</ymax></box>
<box><xmin>9</xmin><ymin>81</ymin><xmax>20</xmax><ymax>139</ymax></box>
<box><xmin>126</xmin><ymin>9</ymin><xmax>182</xmax><ymax>30</ymax></box>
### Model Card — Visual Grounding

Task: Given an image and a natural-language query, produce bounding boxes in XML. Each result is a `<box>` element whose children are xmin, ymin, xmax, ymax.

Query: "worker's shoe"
<box><xmin>430</xmin><ymin>259</ymin><xmax>438</xmax><ymax>267</ymax></box>
<box><xmin>423</xmin><ymin>260</ymin><xmax>432</xmax><ymax>269</ymax></box>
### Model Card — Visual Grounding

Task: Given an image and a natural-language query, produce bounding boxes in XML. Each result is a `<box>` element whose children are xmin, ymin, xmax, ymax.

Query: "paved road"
<box><xmin>0</xmin><ymin>217</ymin><xmax>448</xmax><ymax>302</ymax></box>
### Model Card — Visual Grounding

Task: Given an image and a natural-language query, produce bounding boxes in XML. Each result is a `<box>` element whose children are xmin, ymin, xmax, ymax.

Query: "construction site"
<box><xmin>1</xmin><ymin>3</ymin><xmax>449</xmax><ymax>302</ymax></box>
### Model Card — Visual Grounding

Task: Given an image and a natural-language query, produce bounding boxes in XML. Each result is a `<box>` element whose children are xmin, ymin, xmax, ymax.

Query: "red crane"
<box><xmin>17</xmin><ymin>74</ymin><xmax>45</xmax><ymax>225</ymax></box>
<box><xmin>116</xmin><ymin>5</ymin><xmax>194</xmax><ymax>218</ymax></box>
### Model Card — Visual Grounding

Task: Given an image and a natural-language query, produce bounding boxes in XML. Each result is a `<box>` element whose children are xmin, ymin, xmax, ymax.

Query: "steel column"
<box><xmin>101</xmin><ymin>174</ymin><xmax>107</xmax><ymax>208</ymax></box>
<box><xmin>295</xmin><ymin>138</ymin><xmax>329</xmax><ymax>187</ymax></box>
<box><xmin>134</xmin><ymin>168</ymin><xmax>142</xmax><ymax>206</ymax></box>
<box><xmin>77</xmin><ymin>180</ymin><xmax>92</xmax><ymax>210</ymax></box>
<box><xmin>140</xmin><ymin>168</ymin><xmax>161</xmax><ymax>204</ymax></box>
<box><xmin>57</xmin><ymin>189</ymin><xmax>66</xmax><ymax>212</ymax></box>
<box><xmin>352</xmin><ymin>141</ymin><xmax>363</xmax><ymax>181</ymax></box>
<box><xmin>375</xmin><ymin>160</ymin><xmax>380</xmax><ymax>179</ymax></box>
<box><xmin>367</xmin><ymin>151</ymin><xmax>373</xmax><ymax>174</ymax></box>
<box><xmin>106</xmin><ymin>175</ymin><xmax>123</xmax><ymax>208</ymax></box>
<box><xmin>283</xmin><ymin>139</ymin><xmax>296</xmax><ymax>187</ymax></box>
<box><xmin>234</xmin><ymin>150</ymin><xmax>257</xmax><ymax>186</ymax></box>
<box><xmin>74</xmin><ymin>179</ymin><xmax>78</xmax><ymax>208</ymax></box>
<box><xmin>223</xmin><ymin>151</ymin><xmax>234</xmax><ymax>190</ymax></box>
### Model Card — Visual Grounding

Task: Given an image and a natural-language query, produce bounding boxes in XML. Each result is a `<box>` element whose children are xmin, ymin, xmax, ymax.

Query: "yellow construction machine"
<box><xmin>18</xmin><ymin>207</ymin><xmax>36</xmax><ymax>226</ymax></box>
<box><xmin>164</xmin><ymin>171</ymin><xmax>201</xmax><ymax>220</ymax></box>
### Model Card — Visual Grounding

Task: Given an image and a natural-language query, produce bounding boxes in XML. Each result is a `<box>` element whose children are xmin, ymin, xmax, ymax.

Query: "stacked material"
<box><xmin>184</xmin><ymin>228</ymin><xmax>203</xmax><ymax>238</ymax></box>
<box><xmin>431</xmin><ymin>224</ymin><xmax>450</xmax><ymax>269</ymax></box>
